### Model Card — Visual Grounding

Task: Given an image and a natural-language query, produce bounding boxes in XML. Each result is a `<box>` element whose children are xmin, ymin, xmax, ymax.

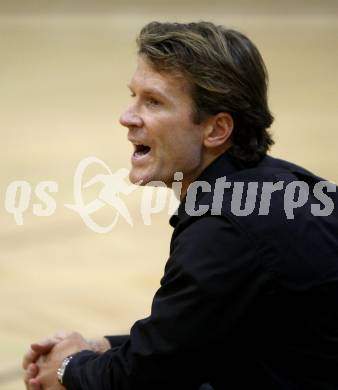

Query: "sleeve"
<box><xmin>104</xmin><ymin>335</ymin><xmax>129</xmax><ymax>349</ymax></box>
<box><xmin>63</xmin><ymin>215</ymin><xmax>270</xmax><ymax>390</ymax></box>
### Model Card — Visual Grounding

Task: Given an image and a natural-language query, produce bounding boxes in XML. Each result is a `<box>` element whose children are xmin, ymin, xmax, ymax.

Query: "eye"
<box><xmin>146</xmin><ymin>97</ymin><xmax>160</xmax><ymax>107</ymax></box>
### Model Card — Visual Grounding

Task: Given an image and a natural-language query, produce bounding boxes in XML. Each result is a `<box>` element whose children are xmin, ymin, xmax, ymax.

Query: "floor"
<box><xmin>0</xmin><ymin>7</ymin><xmax>337</xmax><ymax>389</ymax></box>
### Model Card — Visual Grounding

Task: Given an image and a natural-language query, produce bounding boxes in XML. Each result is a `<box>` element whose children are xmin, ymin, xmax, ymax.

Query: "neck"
<box><xmin>177</xmin><ymin>151</ymin><xmax>226</xmax><ymax>201</ymax></box>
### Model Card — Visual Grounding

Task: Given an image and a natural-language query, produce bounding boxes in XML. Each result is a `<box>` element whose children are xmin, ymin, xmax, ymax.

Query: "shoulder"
<box><xmin>168</xmin><ymin>215</ymin><xmax>261</xmax><ymax>290</ymax></box>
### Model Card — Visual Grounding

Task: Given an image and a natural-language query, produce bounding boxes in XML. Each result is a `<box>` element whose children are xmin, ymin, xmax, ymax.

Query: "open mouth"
<box><xmin>133</xmin><ymin>144</ymin><xmax>151</xmax><ymax>158</ymax></box>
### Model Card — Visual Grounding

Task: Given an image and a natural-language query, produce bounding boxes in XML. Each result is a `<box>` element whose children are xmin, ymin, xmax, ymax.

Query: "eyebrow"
<box><xmin>127</xmin><ymin>84</ymin><xmax>169</xmax><ymax>101</ymax></box>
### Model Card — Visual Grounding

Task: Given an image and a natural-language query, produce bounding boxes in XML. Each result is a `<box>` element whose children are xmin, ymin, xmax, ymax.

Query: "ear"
<box><xmin>203</xmin><ymin>113</ymin><xmax>233</xmax><ymax>150</ymax></box>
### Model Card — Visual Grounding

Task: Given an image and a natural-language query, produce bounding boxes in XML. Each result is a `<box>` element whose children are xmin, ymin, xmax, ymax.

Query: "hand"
<box><xmin>23</xmin><ymin>331</ymin><xmax>110</xmax><ymax>370</ymax></box>
<box><xmin>31</xmin><ymin>332</ymin><xmax>92</xmax><ymax>390</ymax></box>
<box><xmin>88</xmin><ymin>336</ymin><xmax>111</xmax><ymax>354</ymax></box>
<box><xmin>23</xmin><ymin>332</ymin><xmax>71</xmax><ymax>390</ymax></box>
<box><xmin>23</xmin><ymin>331</ymin><xmax>111</xmax><ymax>389</ymax></box>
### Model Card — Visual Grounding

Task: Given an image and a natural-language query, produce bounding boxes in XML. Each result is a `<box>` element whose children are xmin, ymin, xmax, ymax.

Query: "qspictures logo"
<box><xmin>3</xmin><ymin>157</ymin><xmax>181</xmax><ymax>233</ymax></box>
<box><xmin>3</xmin><ymin>157</ymin><xmax>337</xmax><ymax>233</ymax></box>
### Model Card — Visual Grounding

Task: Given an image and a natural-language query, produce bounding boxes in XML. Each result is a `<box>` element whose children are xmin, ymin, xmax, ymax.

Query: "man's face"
<box><xmin>119</xmin><ymin>56</ymin><xmax>206</xmax><ymax>187</ymax></box>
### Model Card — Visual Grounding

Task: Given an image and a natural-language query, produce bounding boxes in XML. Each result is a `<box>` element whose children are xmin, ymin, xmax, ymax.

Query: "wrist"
<box><xmin>61</xmin><ymin>350</ymin><xmax>100</xmax><ymax>389</ymax></box>
<box><xmin>88</xmin><ymin>337</ymin><xmax>110</xmax><ymax>354</ymax></box>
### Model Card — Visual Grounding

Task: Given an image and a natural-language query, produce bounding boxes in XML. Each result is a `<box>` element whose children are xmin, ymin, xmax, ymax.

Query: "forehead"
<box><xmin>129</xmin><ymin>56</ymin><xmax>190</xmax><ymax>98</ymax></box>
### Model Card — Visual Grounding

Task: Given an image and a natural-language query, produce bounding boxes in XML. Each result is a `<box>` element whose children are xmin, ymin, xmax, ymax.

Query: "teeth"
<box><xmin>133</xmin><ymin>143</ymin><xmax>151</xmax><ymax>157</ymax></box>
<box><xmin>132</xmin><ymin>143</ymin><xmax>146</xmax><ymax>147</ymax></box>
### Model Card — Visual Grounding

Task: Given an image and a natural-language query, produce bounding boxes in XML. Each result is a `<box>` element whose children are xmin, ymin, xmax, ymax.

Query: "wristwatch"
<box><xmin>57</xmin><ymin>355</ymin><xmax>73</xmax><ymax>385</ymax></box>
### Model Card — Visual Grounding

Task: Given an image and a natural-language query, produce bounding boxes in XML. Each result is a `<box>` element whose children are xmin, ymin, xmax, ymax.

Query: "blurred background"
<box><xmin>0</xmin><ymin>1</ymin><xmax>337</xmax><ymax>388</ymax></box>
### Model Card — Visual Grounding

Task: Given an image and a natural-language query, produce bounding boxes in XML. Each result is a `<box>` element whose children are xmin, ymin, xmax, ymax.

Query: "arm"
<box><xmin>62</xmin><ymin>216</ymin><xmax>268</xmax><ymax>390</ymax></box>
<box><xmin>40</xmin><ymin>216</ymin><xmax>269</xmax><ymax>389</ymax></box>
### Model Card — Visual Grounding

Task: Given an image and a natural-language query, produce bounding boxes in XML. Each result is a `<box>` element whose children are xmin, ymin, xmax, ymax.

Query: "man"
<box><xmin>23</xmin><ymin>21</ymin><xmax>338</xmax><ymax>389</ymax></box>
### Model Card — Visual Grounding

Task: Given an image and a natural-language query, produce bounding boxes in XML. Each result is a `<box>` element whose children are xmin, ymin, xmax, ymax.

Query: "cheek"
<box><xmin>149</xmin><ymin>114</ymin><xmax>202</xmax><ymax>164</ymax></box>
<box><xmin>170</xmin><ymin>131</ymin><xmax>203</xmax><ymax>168</ymax></box>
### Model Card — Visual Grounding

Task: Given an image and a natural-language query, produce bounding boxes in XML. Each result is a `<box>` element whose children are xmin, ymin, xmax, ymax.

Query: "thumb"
<box><xmin>30</xmin><ymin>337</ymin><xmax>60</xmax><ymax>352</ymax></box>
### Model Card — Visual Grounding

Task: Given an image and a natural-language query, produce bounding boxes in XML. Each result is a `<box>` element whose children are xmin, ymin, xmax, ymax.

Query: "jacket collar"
<box><xmin>169</xmin><ymin>152</ymin><xmax>243</xmax><ymax>228</ymax></box>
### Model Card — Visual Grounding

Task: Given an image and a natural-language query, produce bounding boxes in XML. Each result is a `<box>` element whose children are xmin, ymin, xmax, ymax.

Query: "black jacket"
<box><xmin>64</xmin><ymin>153</ymin><xmax>338</xmax><ymax>389</ymax></box>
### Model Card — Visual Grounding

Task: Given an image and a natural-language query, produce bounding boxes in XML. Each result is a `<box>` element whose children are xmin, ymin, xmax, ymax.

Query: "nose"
<box><xmin>119</xmin><ymin>105</ymin><xmax>143</xmax><ymax>128</ymax></box>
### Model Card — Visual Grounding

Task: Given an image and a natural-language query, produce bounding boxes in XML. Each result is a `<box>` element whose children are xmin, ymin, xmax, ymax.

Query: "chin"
<box><xmin>129</xmin><ymin>169</ymin><xmax>152</xmax><ymax>186</ymax></box>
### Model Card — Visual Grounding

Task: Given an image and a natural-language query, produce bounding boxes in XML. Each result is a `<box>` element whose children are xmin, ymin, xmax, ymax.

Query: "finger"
<box><xmin>24</xmin><ymin>364</ymin><xmax>39</xmax><ymax>389</ymax></box>
<box><xmin>28</xmin><ymin>377</ymin><xmax>42</xmax><ymax>390</ymax></box>
<box><xmin>30</xmin><ymin>336</ymin><xmax>60</xmax><ymax>352</ymax></box>
<box><xmin>23</xmin><ymin>349</ymin><xmax>39</xmax><ymax>370</ymax></box>
<box><xmin>23</xmin><ymin>333</ymin><xmax>65</xmax><ymax>369</ymax></box>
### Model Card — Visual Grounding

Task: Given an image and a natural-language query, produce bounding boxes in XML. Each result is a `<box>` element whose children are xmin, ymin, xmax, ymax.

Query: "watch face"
<box><xmin>57</xmin><ymin>356</ymin><xmax>73</xmax><ymax>384</ymax></box>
